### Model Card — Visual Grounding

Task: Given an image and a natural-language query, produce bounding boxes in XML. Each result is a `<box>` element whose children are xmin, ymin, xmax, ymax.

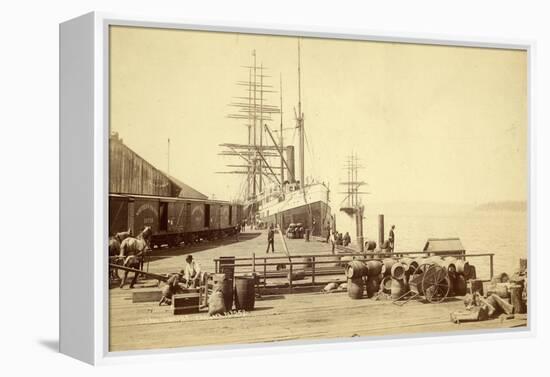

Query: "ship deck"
<box><xmin>109</xmin><ymin>230</ymin><xmax>527</xmax><ymax>352</ymax></box>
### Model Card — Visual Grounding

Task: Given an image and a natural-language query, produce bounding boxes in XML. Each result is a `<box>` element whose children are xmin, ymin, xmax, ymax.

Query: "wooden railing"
<box><xmin>214</xmin><ymin>251</ymin><xmax>495</xmax><ymax>292</ymax></box>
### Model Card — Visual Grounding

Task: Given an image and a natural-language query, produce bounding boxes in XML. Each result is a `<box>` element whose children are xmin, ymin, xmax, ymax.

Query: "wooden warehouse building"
<box><xmin>109</xmin><ymin>133</ymin><xmax>206</xmax><ymax>199</ymax></box>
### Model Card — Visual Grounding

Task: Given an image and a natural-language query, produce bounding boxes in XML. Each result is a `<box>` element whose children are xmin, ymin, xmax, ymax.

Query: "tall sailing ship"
<box><xmin>219</xmin><ymin>42</ymin><xmax>332</xmax><ymax>237</ymax></box>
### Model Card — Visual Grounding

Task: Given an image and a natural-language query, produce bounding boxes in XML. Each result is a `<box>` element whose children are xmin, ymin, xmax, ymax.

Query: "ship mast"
<box><xmin>297</xmin><ymin>40</ymin><xmax>305</xmax><ymax>187</ymax></box>
<box><xmin>339</xmin><ymin>153</ymin><xmax>369</xmax><ymax>251</ymax></box>
<box><xmin>220</xmin><ymin>50</ymin><xmax>282</xmax><ymax>220</ymax></box>
<box><xmin>279</xmin><ymin>74</ymin><xmax>284</xmax><ymax>190</ymax></box>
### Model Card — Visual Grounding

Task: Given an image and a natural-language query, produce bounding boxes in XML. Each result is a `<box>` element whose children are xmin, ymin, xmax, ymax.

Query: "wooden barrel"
<box><xmin>366</xmin><ymin>277</ymin><xmax>380</xmax><ymax>298</ymax></box>
<box><xmin>455</xmin><ymin>260</ymin><xmax>471</xmax><ymax>276</ymax></box>
<box><xmin>346</xmin><ymin>260</ymin><xmax>367</xmax><ymax>278</ymax></box>
<box><xmin>211</xmin><ymin>273</ymin><xmax>233</xmax><ymax>311</ymax></box>
<box><xmin>234</xmin><ymin>276</ymin><xmax>255</xmax><ymax>311</ymax></box>
<box><xmin>509</xmin><ymin>284</ymin><xmax>525</xmax><ymax>314</ymax></box>
<box><xmin>399</xmin><ymin>257</ymin><xmax>417</xmax><ymax>272</ymax></box>
<box><xmin>391</xmin><ymin>262</ymin><xmax>406</xmax><ymax>280</ymax></box>
<box><xmin>442</xmin><ymin>257</ymin><xmax>457</xmax><ymax>273</ymax></box>
<box><xmin>365</xmin><ymin>240</ymin><xmax>377</xmax><ymax>251</ymax></box>
<box><xmin>365</xmin><ymin>260</ymin><xmax>383</xmax><ymax>277</ymax></box>
<box><xmin>381</xmin><ymin>258</ymin><xmax>397</xmax><ymax>276</ymax></box>
<box><xmin>446</xmin><ymin>272</ymin><xmax>456</xmax><ymax>296</ymax></box>
<box><xmin>340</xmin><ymin>255</ymin><xmax>354</xmax><ymax>267</ymax></box>
<box><xmin>348</xmin><ymin>278</ymin><xmax>364</xmax><ymax>299</ymax></box>
<box><xmin>468</xmin><ymin>265</ymin><xmax>477</xmax><ymax>280</ymax></box>
<box><xmin>469</xmin><ymin>279</ymin><xmax>483</xmax><ymax>295</ymax></box>
<box><xmin>454</xmin><ymin>274</ymin><xmax>467</xmax><ymax>296</ymax></box>
<box><xmin>390</xmin><ymin>278</ymin><xmax>406</xmax><ymax>300</ymax></box>
<box><xmin>427</xmin><ymin>256</ymin><xmax>444</xmax><ymax>265</ymax></box>
<box><xmin>380</xmin><ymin>276</ymin><xmax>392</xmax><ymax>294</ymax></box>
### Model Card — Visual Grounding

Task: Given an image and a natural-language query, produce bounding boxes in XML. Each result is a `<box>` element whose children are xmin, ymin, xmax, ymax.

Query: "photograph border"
<box><xmin>63</xmin><ymin>11</ymin><xmax>536</xmax><ymax>365</ymax></box>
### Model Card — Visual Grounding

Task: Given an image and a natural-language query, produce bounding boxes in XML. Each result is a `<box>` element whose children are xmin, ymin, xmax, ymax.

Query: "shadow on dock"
<box><xmin>257</xmin><ymin>295</ymin><xmax>286</xmax><ymax>301</ymax></box>
<box><xmin>147</xmin><ymin>232</ymin><xmax>262</xmax><ymax>262</ymax></box>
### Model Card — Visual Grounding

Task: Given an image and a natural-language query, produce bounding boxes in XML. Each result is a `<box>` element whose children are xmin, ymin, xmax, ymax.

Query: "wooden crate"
<box><xmin>172</xmin><ymin>292</ymin><xmax>200</xmax><ymax>315</ymax></box>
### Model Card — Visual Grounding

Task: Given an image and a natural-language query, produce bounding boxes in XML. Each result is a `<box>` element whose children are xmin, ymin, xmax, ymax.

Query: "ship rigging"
<box><xmin>218</xmin><ymin>40</ymin><xmax>332</xmax><ymax>237</ymax></box>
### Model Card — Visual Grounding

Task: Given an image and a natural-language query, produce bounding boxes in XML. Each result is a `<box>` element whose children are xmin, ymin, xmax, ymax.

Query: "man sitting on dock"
<box><xmin>182</xmin><ymin>255</ymin><xmax>202</xmax><ymax>288</ymax></box>
<box><xmin>266</xmin><ymin>224</ymin><xmax>275</xmax><ymax>253</ymax></box>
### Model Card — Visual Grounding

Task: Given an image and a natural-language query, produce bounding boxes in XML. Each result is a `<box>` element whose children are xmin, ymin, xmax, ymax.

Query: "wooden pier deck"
<box><xmin>109</xmin><ymin>230</ymin><xmax>527</xmax><ymax>352</ymax></box>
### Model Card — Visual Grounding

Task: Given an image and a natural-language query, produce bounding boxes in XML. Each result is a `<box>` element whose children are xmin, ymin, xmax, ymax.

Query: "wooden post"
<box><xmin>289</xmin><ymin>262</ymin><xmax>293</xmax><ymax>293</ymax></box>
<box><xmin>357</xmin><ymin>206</ymin><xmax>364</xmax><ymax>253</ymax></box>
<box><xmin>263</xmin><ymin>257</ymin><xmax>267</xmax><ymax>288</ymax></box>
<box><xmin>378</xmin><ymin>214</ymin><xmax>384</xmax><ymax>248</ymax></box>
<box><xmin>252</xmin><ymin>253</ymin><xmax>256</xmax><ymax>274</ymax></box>
<box><xmin>312</xmin><ymin>256</ymin><xmax>316</xmax><ymax>285</ymax></box>
<box><xmin>490</xmin><ymin>254</ymin><xmax>494</xmax><ymax>280</ymax></box>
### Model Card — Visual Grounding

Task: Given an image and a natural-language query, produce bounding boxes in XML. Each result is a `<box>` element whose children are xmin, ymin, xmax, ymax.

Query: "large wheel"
<box><xmin>422</xmin><ymin>265</ymin><xmax>450</xmax><ymax>303</ymax></box>
<box><xmin>408</xmin><ymin>262</ymin><xmax>432</xmax><ymax>295</ymax></box>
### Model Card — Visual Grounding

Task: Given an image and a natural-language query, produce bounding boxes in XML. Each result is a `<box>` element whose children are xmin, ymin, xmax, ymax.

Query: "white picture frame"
<box><xmin>59</xmin><ymin>11</ymin><xmax>535</xmax><ymax>365</ymax></box>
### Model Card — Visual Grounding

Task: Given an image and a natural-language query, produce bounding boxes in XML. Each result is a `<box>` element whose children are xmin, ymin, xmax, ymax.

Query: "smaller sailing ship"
<box><xmin>339</xmin><ymin>153</ymin><xmax>369</xmax><ymax>249</ymax></box>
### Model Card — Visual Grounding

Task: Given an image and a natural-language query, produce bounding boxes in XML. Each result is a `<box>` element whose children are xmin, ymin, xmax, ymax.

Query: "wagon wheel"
<box><xmin>422</xmin><ymin>264</ymin><xmax>450</xmax><ymax>303</ymax></box>
<box><xmin>410</xmin><ymin>261</ymin><xmax>432</xmax><ymax>276</ymax></box>
<box><xmin>408</xmin><ymin>262</ymin><xmax>431</xmax><ymax>295</ymax></box>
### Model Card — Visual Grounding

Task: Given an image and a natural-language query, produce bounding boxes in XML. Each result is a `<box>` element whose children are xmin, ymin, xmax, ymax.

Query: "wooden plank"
<box><xmin>108</xmin><ymin>228</ymin><xmax>525</xmax><ymax>352</ymax></box>
<box><xmin>132</xmin><ymin>288</ymin><xmax>162</xmax><ymax>303</ymax></box>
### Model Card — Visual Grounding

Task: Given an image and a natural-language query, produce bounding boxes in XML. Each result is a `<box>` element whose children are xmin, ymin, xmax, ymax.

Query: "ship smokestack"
<box><xmin>286</xmin><ymin>145</ymin><xmax>296</xmax><ymax>183</ymax></box>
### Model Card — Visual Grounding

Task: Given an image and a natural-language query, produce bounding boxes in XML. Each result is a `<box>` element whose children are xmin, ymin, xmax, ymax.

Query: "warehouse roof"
<box><xmin>166</xmin><ymin>174</ymin><xmax>208</xmax><ymax>200</ymax></box>
<box><xmin>110</xmin><ymin>134</ymin><xmax>208</xmax><ymax>200</ymax></box>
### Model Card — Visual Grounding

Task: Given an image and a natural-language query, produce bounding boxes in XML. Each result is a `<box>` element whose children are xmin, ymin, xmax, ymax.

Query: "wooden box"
<box><xmin>172</xmin><ymin>292</ymin><xmax>200</xmax><ymax>315</ymax></box>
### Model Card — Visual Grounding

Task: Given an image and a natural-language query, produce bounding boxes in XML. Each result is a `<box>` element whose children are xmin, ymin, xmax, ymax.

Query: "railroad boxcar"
<box><xmin>109</xmin><ymin>194</ymin><xmax>242</xmax><ymax>248</ymax></box>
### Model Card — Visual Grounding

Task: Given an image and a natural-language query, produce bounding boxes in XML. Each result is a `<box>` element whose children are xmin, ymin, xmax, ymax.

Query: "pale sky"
<box><xmin>110</xmin><ymin>26</ymin><xmax>527</xmax><ymax>207</ymax></box>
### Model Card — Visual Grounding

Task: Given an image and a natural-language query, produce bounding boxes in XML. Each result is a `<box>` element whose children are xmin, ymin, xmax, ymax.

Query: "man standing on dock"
<box><xmin>266</xmin><ymin>224</ymin><xmax>275</xmax><ymax>253</ymax></box>
<box><xmin>389</xmin><ymin>225</ymin><xmax>396</xmax><ymax>253</ymax></box>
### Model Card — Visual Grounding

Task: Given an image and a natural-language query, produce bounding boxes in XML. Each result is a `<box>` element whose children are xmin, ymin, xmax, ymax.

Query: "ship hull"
<box><xmin>260</xmin><ymin>201</ymin><xmax>331</xmax><ymax>237</ymax></box>
<box><xmin>258</xmin><ymin>183</ymin><xmax>332</xmax><ymax>237</ymax></box>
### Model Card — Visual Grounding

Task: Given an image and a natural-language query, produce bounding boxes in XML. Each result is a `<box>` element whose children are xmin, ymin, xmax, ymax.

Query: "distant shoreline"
<box><xmin>475</xmin><ymin>201</ymin><xmax>527</xmax><ymax>212</ymax></box>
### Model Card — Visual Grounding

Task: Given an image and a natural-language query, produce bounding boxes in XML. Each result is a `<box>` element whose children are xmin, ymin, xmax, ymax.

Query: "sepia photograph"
<box><xmin>107</xmin><ymin>25</ymin><xmax>528</xmax><ymax>352</ymax></box>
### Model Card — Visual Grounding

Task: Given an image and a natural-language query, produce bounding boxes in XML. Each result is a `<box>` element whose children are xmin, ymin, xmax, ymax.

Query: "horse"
<box><xmin>108</xmin><ymin>237</ymin><xmax>122</xmax><ymax>281</ymax></box>
<box><xmin>114</xmin><ymin>228</ymin><xmax>132</xmax><ymax>243</ymax></box>
<box><xmin>109</xmin><ymin>237</ymin><xmax>121</xmax><ymax>257</ymax></box>
<box><xmin>119</xmin><ymin>226</ymin><xmax>152</xmax><ymax>289</ymax></box>
<box><xmin>108</xmin><ymin>228</ymin><xmax>132</xmax><ymax>282</ymax></box>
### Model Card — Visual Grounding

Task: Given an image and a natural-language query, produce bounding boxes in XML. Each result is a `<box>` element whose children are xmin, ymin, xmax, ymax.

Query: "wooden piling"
<box><xmin>357</xmin><ymin>206</ymin><xmax>365</xmax><ymax>253</ymax></box>
<box><xmin>378</xmin><ymin>214</ymin><xmax>384</xmax><ymax>247</ymax></box>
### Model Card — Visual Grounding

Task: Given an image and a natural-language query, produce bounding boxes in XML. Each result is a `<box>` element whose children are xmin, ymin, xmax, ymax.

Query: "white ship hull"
<box><xmin>258</xmin><ymin>183</ymin><xmax>331</xmax><ymax>236</ymax></box>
